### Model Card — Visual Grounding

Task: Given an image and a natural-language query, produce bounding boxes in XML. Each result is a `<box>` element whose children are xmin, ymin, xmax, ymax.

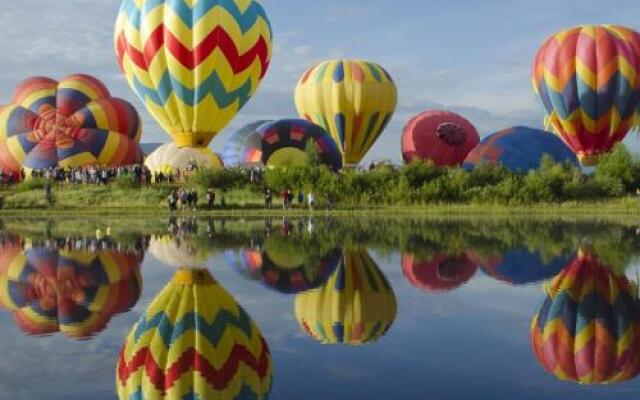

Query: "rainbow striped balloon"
<box><xmin>114</xmin><ymin>0</ymin><xmax>273</xmax><ymax>148</ymax></box>
<box><xmin>294</xmin><ymin>250</ymin><xmax>397</xmax><ymax>345</ymax></box>
<box><xmin>531</xmin><ymin>249</ymin><xmax>640</xmax><ymax>384</ymax></box>
<box><xmin>117</xmin><ymin>268</ymin><xmax>272</xmax><ymax>399</ymax></box>
<box><xmin>295</xmin><ymin>60</ymin><xmax>398</xmax><ymax>166</ymax></box>
<box><xmin>0</xmin><ymin>74</ymin><xmax>143</xmax><ymax>172</ymax></box>
<box><xmin>0</xmin><ymin>246</ymin><xmax>142</xmax><ymax>339</ymax></box>
<box><xmin>532</xmin><ymin>25</ymin><xmax>640</xmax><ymax>165</ymax></box>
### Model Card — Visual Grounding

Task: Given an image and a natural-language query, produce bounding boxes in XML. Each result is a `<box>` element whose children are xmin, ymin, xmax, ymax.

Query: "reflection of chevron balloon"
<box><xmin>295</xmin><ymin>60</ymin><xmax>397</xmax><ymax>166</ymax></box>
<box><xmin>114</xmin><ymin>0</ymin><xmax>273</xmax><ymax>148</ymax></box>
<box><xmin>0</xmin><ymin>74</ymin><xmax>143</xmax><ymax>172</ymax></box>
<box><xmin>294</xmin><ymin>250</ymin><xmax>397</xmax><ymax>345</ymax></box>
<box><xmin>220</xmin><ymin>120</ymin><xmax>271</xmax><ymax>166</ymax></box>
<box><xmin>530</xmin><ymin>249</ymin><xmax>640</xmax><ymax>384</ymax></box>
<box><xmin>532</xmin><ymin>25</ymin><xmax>640</xmax><ymax>165</ymax></box>
<box><xmin>0</xmin><ymin>247</ymin><xmax>142</xmax><ymax>339</ymax></box>
<box><xmin>117</xmin><ymin>268</ymin><xmax>272</xmax><ymax>399</ymax></box>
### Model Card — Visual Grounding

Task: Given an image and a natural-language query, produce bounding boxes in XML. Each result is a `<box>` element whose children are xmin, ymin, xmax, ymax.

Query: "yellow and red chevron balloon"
<box><xmin>0</xmin><ymin>245</ymin><xmax>143</xmax><ymax>339</ymax></box>
<box><xmin>294</xmin><ymin>250</ymin><xmax>397</xmax><ymax>345</ymax></box>
<box><xmin>532</xmin><ymin>25</ymin><xmax>640</xmax><ymax>166</ymax></box>
<box><xmin>530</xmin><ymin>248</ymin><xmax>640</xmax><ymax>384</ymax></box>
<box><xmin>295</xmin><ymin>60</ymin><xmax>398</xmax><ymax>166</ymax></box>
<box><xmin>114</xmin><ymin>0</ymin><xmax>273</xmax><ymax>148</ymax></box>
<box><xmin>0</xmin><ymin>74</ymin><xmax>143</xmax><ymax>172</ymax></box>
<box><xmin>117</xmin><ymin>268</ymin><xmax>272</xmax><ymax>399</ymax></box>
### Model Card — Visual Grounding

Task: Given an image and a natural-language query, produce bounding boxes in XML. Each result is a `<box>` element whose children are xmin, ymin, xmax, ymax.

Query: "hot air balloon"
<box><xmin>0</xmin><ymin>74</ymin><xmax>143</xmax><ymax>173</ymax></box>
<box><xmin>0</xmin><ymin>246</ymin><xmax>142</xmax><ymax>339</ymax></box>
<box><xmin>220</xmin><ymin>120</ymin><xmax>272</xmax><ymax>167</ymax></box>
<box><xmin>114</xmin><ymin>0</ymin><xmax>273</xmax><ymax>154</ymax></box>
<box><xmin>294</xmin><ymin>250</ymin><xmax>397</xmax><ymax>345</ymax></box>
<box><xmin>256</xmin><ymin>119</ymin><xmax>343</xmax><ymax>169</ymax></box>
<box><xmin>295</xmin><ymin>60</ymin><xmax>398</xmax><ymax>166</ymax></box>
<box><xmin>470</xmin><ymin>248</ymin><xmax>574</xmax><ymax>286</ymax></box>
<box><xmin>226</xmin><ymin>239</ymin><xmax>342</xmax><ymax>294</ymax></box>
<box><xmin>117</xmin><ymin>268</ymin><xmax>272</xmax><ymax>399</ymax></box>
<box><xmin>401</xmin><ymin>252</ymin><xmax>477</xmax><ymax>292</ymax></box>
<box><xmin>532</xmin><ymin>25</ymin><xmax>640</xmax><ymax>165</ymax></box>
<box><xmin>144</xmin><ymin>142</ymin><xmax>223</xmax><ymax>175</ymax></box>
<box><xmin>531</xmin><ymin>249</ymin><xmax>640</xmax><ymax>384</ymax></box>
<box><xmin>463</xmin><ymin>126</ymin><xmax>579</xmax><ymax>173</ymax></box>
<box><xmin>148</xmin><ymin>235</ymin><xmax>213</xmax><ymax>269</ymax></box>
<box><xmin>402</xmin><ymin>110</ymin><xmax>480</xmax><ymax>167</ymax></box>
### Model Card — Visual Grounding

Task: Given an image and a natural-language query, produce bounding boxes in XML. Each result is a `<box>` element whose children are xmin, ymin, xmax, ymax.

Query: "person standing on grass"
<box><xmin>307</xmin><ymin>191</ymin><xmax>315</xmax><ymax>211</ymax></box>
<box><xmin>287</xmin><ymin>189</ymin><xmax>294</xmax><ymax>209</ymax></box>
<box><xmin>297</xmin><ymin>190</ymin><xmax>304</xmax><ymax>208</ymax></box>
<box><xmin>280</xmin><ymin>189</ymin><xmax>287</xmax><ymax>210</ymax></box>
<box><xmin>264</xmin><ymin>188</ymin><xmax>272</xmax><ymax>209</ymax></box>
<box><xmin>191</xmin><ymin>189</ymin><xmax>198</xmax><ymax>211</ymax></box>
<box><xmin>206</xmin><ymin>188</ymin><xmax>216</xmax><ymax>209</ymax></box>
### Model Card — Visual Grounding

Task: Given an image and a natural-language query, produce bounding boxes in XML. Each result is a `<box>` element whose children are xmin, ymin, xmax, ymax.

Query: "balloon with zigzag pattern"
<box><xmin>114</xmin><ymin>0</ymin><xmax>273</xmax><ymax>149</ymax></box>
<box><xmin>532</xmin><ymin>25</ymin><xmax>640</xmax><ymax>166</ymax></box>
<box><xmin>116</xmin><ymin>268</ymin><xmax>272</xmax><ymax>399</ymax></box>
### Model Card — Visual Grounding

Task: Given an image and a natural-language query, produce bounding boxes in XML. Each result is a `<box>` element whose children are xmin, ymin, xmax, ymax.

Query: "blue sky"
<box><xmin>0</xmin><ymin>0</ymin><xmax>639</xmax><ymax>163</ymax></box>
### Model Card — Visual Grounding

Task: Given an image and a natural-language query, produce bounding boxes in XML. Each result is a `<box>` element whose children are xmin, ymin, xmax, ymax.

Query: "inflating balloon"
<box><xmin>220</xmin><ymin>120</ymin><xmax>272</xmax><ymax>167</ymax></box>
<box><xmin>531</xmin><ymin>249</ymin><xmax>640</xmax><ymax>384</ymax></box>
<box><xmin>295</xmin><ymin>60</ymin><xmax>398</xmax><ymax>166</ymax></box>
<box><xmin>0</xmin><ymin>246</ymin><xmax>142</xmax><ymax>339</ymax></box>
<box><xmin>144</xmin><ymin>143</ymin><xmax>223</xmax><ymax>175</ymax></box>
<box><xmin>117</xmin><ymin>268</ymin><xmax>272</xmax><ymax>399</ymax></box>
<box><xmin>463</xmin><ymin>126</ymin><xmax>579</xmax><ymax>173</ymax></box>
<box><xmin>402</xmin><ymin>110</ymin><xmax>480</xmax><ymax>167</ymax></box>
<box><xmin>114</xmin><ymin>0</ymin><xmax>273</xmax><ymax>148</ymax></box>
<box><xmin>0</xmin><ymin>74</ymin><xmax>143</xmax><ymax>172</ymax></box>
<box><xmin>401</xmin><ymin>252</ymin><xmax>477</xmax><ymax>292</ymax></box>
<box><xmin>295</xmin><ymin>250</ymin><xmax>397</xmax><ymax>345</ymax></box>
<box><xmin>532</xmin><ymin>25</ymin><xmax>640</xmax><ymax>165</ymax></box>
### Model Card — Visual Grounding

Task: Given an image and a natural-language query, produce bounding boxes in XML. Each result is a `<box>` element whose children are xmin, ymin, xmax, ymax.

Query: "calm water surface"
<box><xmin>0</xmin><ymin>217</ymin><xmax>639</xmax><ymax>400</ymax></box>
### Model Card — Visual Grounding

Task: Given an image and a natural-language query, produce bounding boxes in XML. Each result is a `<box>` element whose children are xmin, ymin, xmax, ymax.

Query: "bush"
<box><xmin>15</xmin><ymin>178</ymin><xmax>46</xmax><ymax>192</ymax></box>
<box><xmin>192</xmin><ymin>168</ymin><xmax>249</xmax><ymax>190</ymax></box>
<box><xmin>595</xmin><ymin>144</ymin><xmax>639</xmax><ymax>191</ymax></box>
<box><xmin>113</xmin><ymin>174</ymin><xmax>140</xmax><ymax>189</ymax></box>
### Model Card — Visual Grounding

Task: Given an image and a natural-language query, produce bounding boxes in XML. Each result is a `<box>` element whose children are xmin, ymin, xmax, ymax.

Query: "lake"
<box><xmin>0</xmin><ymin>216</ymin><xmax>639</xmax><ymax>399</ymax></box>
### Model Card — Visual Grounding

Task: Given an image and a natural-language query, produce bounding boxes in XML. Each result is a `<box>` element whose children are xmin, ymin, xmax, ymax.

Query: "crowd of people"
<box><xmin>263</xmin><ymin>188</ymin><xmax>316</xmax><ymax>210</ymax></box>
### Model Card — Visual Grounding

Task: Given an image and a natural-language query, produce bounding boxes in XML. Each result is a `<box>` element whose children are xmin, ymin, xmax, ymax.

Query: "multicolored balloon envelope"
<box><xmin>225</xmin><ymin>240</ymin><xmax>342</xmax><ymax>294</ymax></box>
<box><xmin>117</xmin><ymin>268</ymin><xmax>272</xmax><ymax>399</ymax></box>
<box><xmin>220</xmin><ymin>120</ymin><xmax>272</xmax><ymax>167</ymax></box>
<box><xmin>401</xmin><ymin>252</ymin><xmax>477</xmax><ymax>292</ymax></box>
<box><xmin>470</xmin><ymin>248</ymin><xmax>574</xmax><ymax>286</ymax></box>
<box><xmin>144</xmin><ymin>143</ymin><xmax>223</xmax><ymax>174</ymax></box>
<box><xmin>402</xmin><ymin>110</ymin><xmax>480</xmax><ymax>167</ymax></box>
<box><xmin>0</xmin><ymin>74</ymin><xmax>143</xmax><ymax>172</ymax></box>
<box><xmin>295</xmin><ymin>59</ymin><xmax>398</xmax><ymax>166</ymax></box>
<box><xmin>256</xmin><ymin>119</ymin><xmax>343</xmax><ymax>169</ymax></box>
<box><xmin>149</xmin><ymin>235</ymin><xmax>214</xmax><ymax>269</ymax></box>
<box><xmin>532</xmin><ymin>25</ymin><xmax>640</xmax><ymax>165</ymax></box>
<box><xmin>0</xmin><ymin>246</ymin><xmax>142</xmax><ymax>339</ymax></box>
<box><xmin>295</xmin><ymin>250</ymin><xmax>397</xmax><ymax>345</ymax></box>
<box><xmin>531</xmin><ymin>249</ymin><xmax>640</xmax><ymax>384</ymax></box>
<box><xmin>463</xmin><ymin>126</ymin><xmax>579</xmax><ymax>173</ymax></box>
<box><xmin>114</xmin><ymin>0</ymin><xmax>273</xmax><ymax>148</ymax></box>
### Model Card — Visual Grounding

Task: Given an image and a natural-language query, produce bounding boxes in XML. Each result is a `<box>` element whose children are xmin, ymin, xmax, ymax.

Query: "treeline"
<box><xmin>192</xmin><ymin>144</ymin><xmax>640</xmax><ymax>206</ymax></box>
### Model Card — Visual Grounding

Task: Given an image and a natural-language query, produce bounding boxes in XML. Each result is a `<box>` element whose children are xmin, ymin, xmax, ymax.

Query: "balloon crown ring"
<box><xmin>437</xmin><ymin>123</ymin><xmax>466</xmax><ymax>146</ymax></box>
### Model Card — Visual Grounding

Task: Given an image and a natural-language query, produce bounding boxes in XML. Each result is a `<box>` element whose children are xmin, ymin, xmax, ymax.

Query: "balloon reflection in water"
<box><xmin>0</xmin><ymin>244</ymin><xmax>142</xmax><ymax>339</ymax></box>
<box><xmin>470</xmin><ymin>248</ymin><xmax>574</xmax><ymax>286</ymax></box>
<box><xmin>149</xmin><ymin>235</ymin><xmax>213</xmax><ymax>269</ymax></box>
<box><xmin>401</xmin><ymin>252</ymin><xmax>477</xmax><ymax>292</ymax></box>
<box><xmin>531</xmin><ymin>249</ymin><xmax>640</xmax><ymax>384</ymax></box>
<box><xmin>226</xmin><ymin>238</ymin><xmax>341</xmax><ymax>294</ymax></box>
<box><xmin>117</xmin><ymin>268</ymin><xmax>272</xmax><ymax>400</ymax></box>
<box><xmin>295</xmin><ymin>250</ymin><xmax>397</xmax><ymax>345</ymax></box>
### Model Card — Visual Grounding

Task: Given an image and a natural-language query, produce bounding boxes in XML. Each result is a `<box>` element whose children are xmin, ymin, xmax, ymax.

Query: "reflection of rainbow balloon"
<box><xmin>531</xmin><ymin>249</ymin><xmax>640</xmax><ymax>384</ymax></box>
<box><xmin>532</xmin><ymin>25</ymin><xmax>640</xmax><ymax>165</ymax></box>
<box><xmin>294</xmin><ymin>250</ymin><xmax>397</xmax><ymax>345</ymax></box>
<box><xmin>226</xmin><ymin>245</ymin><xmax>341</xmax><ymax>294</ymax></box>
<box><xmin>295</xmin><ymin>60</ymin><xmax>398</xmax><ymax>166</ymax></box>
<box><xmin>0</xmin><ymin>74</ymin><xmax>143</xmax><ymax>172</ymax></box>
<box><xmin>114</xmin><ymin>0</ymin><xmax>273</xmax><ymax>148</ymax></box>
<box><xmin>117</xmin><ymin>268</ymin><xmax>272</xmax><ymax>399</ymax></box>
<box><xmin>401</xmin><ymin>252</ymin><xmax>477</xmax><ymax>292</ymax></box>
<box><xmin>470</xmin><ymin>248</ymin><xmax>574</xmax><ymax>286</ymax></box>
<box><xmin>0</xmin><ymin>247</ymin><xmax>142</xmax><ymax>339</ymax></box>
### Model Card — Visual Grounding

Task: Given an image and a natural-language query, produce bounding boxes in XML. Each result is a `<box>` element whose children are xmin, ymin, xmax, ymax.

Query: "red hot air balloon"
<box><xmin>402</xmin><ymin>110</ymin><xmax>480</xmax><ymax>166</ymax></box>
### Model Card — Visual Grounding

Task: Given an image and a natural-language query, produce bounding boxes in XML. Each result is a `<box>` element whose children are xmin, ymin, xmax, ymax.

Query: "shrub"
<box><xmin>15</xmin><ymin>178</ymin><xmax>45</xmax><ymax>192</ymax></box>
<box><xmin>113</xmin><ymin>174</ymin><xmax>140</xmax><ymax>189</ymax></box>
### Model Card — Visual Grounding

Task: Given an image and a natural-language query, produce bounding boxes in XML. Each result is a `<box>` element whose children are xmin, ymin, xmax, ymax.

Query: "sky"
<box><xmin>0</xmin><ymin>0</ymin><xmax>639</xmax><ymax>164</ymax></box>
